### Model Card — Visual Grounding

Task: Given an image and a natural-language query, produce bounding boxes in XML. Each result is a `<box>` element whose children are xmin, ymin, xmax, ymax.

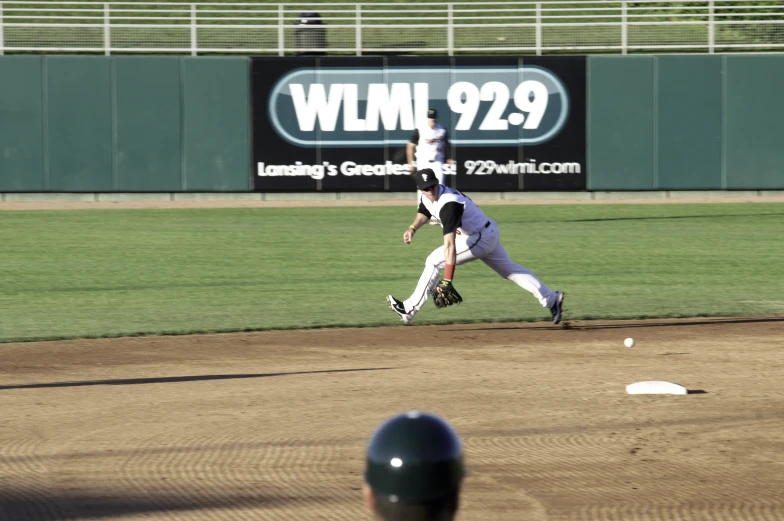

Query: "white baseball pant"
<box><xmin>402</xmin><ymin>220</ymin><xmax>559</xmax><ymax>314</ymax></box>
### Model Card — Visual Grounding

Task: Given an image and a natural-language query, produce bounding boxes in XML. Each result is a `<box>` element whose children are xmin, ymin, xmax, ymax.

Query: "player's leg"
<box><xmin>402</xmin><ymin>233</ymin><xmax>483</xmax><ymax>315</ymax></box>
<box><xmin>401</xmin><ymin>250</ymin><xmax>441</xmax><ymax>316</ymax></box>
<box><xmin>480</xmin><ymin>238</ymin><xmax>559</xmax><ymax>309</ymax></box>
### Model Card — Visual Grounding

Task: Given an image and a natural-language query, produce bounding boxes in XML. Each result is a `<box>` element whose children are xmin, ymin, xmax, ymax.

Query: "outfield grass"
<box><xmin>1</xmin><ymin>203</ymin><xmax>783</xmax><ymax>343</ymax></box>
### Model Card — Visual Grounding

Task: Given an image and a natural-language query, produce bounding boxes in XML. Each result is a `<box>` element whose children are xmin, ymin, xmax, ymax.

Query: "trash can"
<box><xmin>294</xmin><ymin>12</ymin><xmax>327</xmax><ymax>56</ymax></box>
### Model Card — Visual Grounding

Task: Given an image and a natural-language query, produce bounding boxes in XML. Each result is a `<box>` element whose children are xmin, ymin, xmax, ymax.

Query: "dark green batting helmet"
<box><xmin>365</xmin><ymin>411</ymin><xmax>465</xmax><ymax>502</ymax></box>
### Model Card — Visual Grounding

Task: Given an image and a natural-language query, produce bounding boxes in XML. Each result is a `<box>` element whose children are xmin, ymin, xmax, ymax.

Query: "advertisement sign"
<box><xmin>252</xmin><ymin>56</ymin><xmax>586</xmax><ymax>192</ymax></box>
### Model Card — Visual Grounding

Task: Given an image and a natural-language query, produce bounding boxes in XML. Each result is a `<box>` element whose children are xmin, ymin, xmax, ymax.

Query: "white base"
<box><xmin>626</xmin><ymin>381</ymin><xmax>688</xmax><ymax>395</ymax></box>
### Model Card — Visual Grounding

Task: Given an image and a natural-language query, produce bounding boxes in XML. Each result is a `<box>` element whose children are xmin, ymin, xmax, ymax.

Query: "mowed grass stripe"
<box><xmin>0</xmin><ymin>203</ymin><xmax>782</xmax><ymax>342</ymax></box>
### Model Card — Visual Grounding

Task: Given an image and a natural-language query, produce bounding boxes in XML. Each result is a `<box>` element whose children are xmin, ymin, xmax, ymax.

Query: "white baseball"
<box><xmin>624</xmin><ymin>338</ymin><xmax>635</xmax><ymax>348</ymax></box>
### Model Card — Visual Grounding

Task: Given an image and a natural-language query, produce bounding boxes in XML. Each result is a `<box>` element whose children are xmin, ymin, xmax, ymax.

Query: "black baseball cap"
<box><xmin>427</xmin><ymin>108</ymin><xmax>437</xmax><ymax>119</ymax></box>
<box><xmin>414</xmin><ymin>169</ymin><xmax>439</xmax><ymax>190</ymax></box>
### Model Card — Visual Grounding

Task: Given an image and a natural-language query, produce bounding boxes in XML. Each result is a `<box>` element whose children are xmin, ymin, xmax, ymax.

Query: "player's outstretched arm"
<box><xmin>404</xmin><ymin>213</ymin><xmax>430</xmax><ymax>244</ymax></box>
<box><xmin>442</xmin><ymin>231</ymin><xmax>457</xmax><ymax>268</ymax></box>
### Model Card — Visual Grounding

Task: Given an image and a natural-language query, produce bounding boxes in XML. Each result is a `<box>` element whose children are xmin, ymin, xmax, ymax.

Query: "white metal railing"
<box><xmin>0</xmin><ymin>1</ymin><xmax>783</xmax><ymax>56</ymax></box>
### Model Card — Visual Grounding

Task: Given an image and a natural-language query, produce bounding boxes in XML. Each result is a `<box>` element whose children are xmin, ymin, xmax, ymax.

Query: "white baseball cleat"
<box><xmin>386</xmin><ymin>295</ymin><xmax>415</xmax><ymax>325</ymax></box>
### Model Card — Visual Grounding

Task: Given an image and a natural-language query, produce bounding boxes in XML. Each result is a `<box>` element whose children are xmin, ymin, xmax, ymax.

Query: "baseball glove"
<box><xmin>432</xmin><ymin>280</ymin><xmax>463</xmax><ymax>308</ymax></box>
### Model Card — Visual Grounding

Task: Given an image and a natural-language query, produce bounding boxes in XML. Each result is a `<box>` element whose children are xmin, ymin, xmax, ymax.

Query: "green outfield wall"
<box><xmin>588</xmin><ymin>54</ymin><xmax>784</xmax><ymax>190</ymax></box>
<box><xmin>1</xmin><ymin>55</ymin><xmax>783</xmax><ymax>192</ymax></box>
<box><xmin>0</xmin><ymin>56</ymin><xmax>250</xmax><ymax>192</ymax></box>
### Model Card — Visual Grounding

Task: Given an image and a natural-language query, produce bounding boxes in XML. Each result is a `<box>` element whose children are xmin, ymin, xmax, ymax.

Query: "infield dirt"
<box><xmin>1</xmin><ymin>316</ymin><xmax>782</xmax><ymax>521</ymax></box>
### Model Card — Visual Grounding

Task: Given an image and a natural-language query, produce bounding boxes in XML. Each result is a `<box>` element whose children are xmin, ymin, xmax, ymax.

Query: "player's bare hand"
<box><xmin>404</xmin><ymin>228</ymin><xmax>415</xmax><ymax>244</ymax></box>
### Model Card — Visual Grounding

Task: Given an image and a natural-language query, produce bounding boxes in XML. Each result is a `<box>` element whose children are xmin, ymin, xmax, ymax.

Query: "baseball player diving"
<box><xmin>386</xmin><ymin>168</ymin><xmax>564</xmax><ymax>325</ymax></box>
